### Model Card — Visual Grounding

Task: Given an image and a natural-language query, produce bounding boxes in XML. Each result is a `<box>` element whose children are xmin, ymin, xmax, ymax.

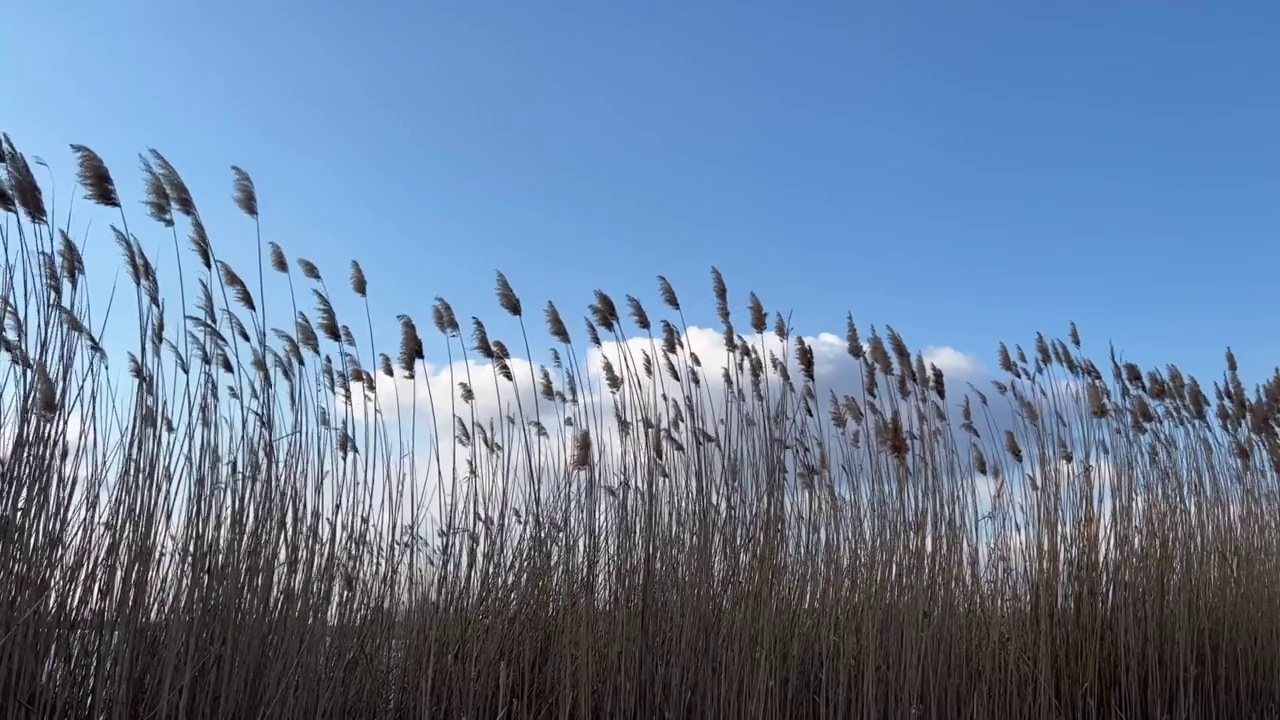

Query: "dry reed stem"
<box><xmin>0</xmin><ymin>135</ymin><xmax>1277</xmax><ymax>719</ymax></box>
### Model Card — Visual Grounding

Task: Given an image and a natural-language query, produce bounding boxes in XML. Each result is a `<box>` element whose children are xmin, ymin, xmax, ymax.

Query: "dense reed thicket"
<box><xmin>1</xmin><ymin>133</ymin><xmax>1279</xmax><ymax>719</ymax></box>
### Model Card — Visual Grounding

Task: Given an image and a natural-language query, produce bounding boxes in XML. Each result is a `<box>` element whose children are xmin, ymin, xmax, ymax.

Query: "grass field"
<box><xmin>1</xmin><ymin>133</ymin><xmax>1278</xmax><ymax>718</ymax></box>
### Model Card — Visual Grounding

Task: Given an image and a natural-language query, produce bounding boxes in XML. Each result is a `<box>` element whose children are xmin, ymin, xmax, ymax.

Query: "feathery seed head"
<box><xmin>973</xmin><ymin>446</ymin><xmax>988</xmax><ymax>475</ymax></box>
<box><xmin>218</xmin><ymin>261</ymin><xmax>257</xmax><ymax>313</ymax></box>
<box><xmin>625</xmin><ymin>295</ymin><xmax>650</xmax><ymax>332</ymax></box>
<box><xmin>584</xmin><ymin>318</ymin><xmax>602</xmax><ymax>349</ymax></box>
<box><xmin>5</xmin><ymin>137</ymin><xmax>47</xmax><ymax>224</ymax></box>
<box><xmin>491</xmin><ymin>339</ymin><xmax>511</xmax><ymax>361</ymax></box>
<box><xmin>846</xmin><ymin>314</ymin><xmax>864</xmax><ymax>359</ymax></box>
<box><xmin>710</xmin><ymin>267</ymin><xmax>729</xmax><ymax>325</ymax></box>
<box><xmin>656</xmin><ymin>275</ymin><xmax>680</xmax><ymax>310</ymax></box>
<box><xmin>471</xmin><ymin>318</ymin><xmax>495</xmax><ymax>360</ymax></box>
<box><xmin>312</xmin><ymin>289</ymin><xmax>341</xmax><ymax>341</ymax></box>
<box><xmin>601</xmin><ymin>356</ymin><xmax>622</xmax><ymax>393</ymax></box>
<box><xmin>539</xmin><ymin>367</ymin><xmax>555</xmax><ymax>400</ymax></box>
<box><xmin>997</xmin><ymin>343</ymin><xmax>1015</xmax><ymax>374</ymax></box>
<box><xmin>231</xmin><ymin>165</ymin><xmax>258</xmax><ymax>218</ymax></box>
<box><xmin>868</xmin><ymin>331</ymin><xmax>893</xmax><ymax>378</ymax></box>
<box><xmin>795</xmin><ymin>337</ymin><xmax>815</xmax><ymax>383</ymax></box>
<box><xmin>59</xmin><ymin>230</ymin><xmax>85</xmax><ymax>291</ymax></box>
<box><xmin>397</xmin><ymin>314</ymin><xmax>423</xmax><ymax>374</ymax></box>
<box><xmin>930</xmin><ymin>363</ymin><xmax>946</xmax><ymax>402</ymax></box>
<box><xmin>494</xmin><ymin>271</ymin><xmax>522</xmax><ymax>317</ymax></box>
<box><xmin>914</xmin><ymin>352</ymin><xmax>929</xmax><ymax>392</ymax></box>
<box><xmin>661</xmin><ymin>321</ymin><xmax>678</xmax><ymax>355</ymax></box>
<box><xmin>148</xmin><ymin>149</ymin><xmax>196</xmax><ymax>218</ymax></box>
<box><xmin>885</xmin><ymin>411</ymin><xmax>908</xmax><ymax>462</ymax></box>
<box><xmin>268</xmin><ymin>242</ymin><xmax>289</xmax><ymax>274</ymax></box>
<box><xmin>591</xmin><ymin>290</ymin><xmax>620</xmax><ymax>333</ymax></box>
<box><xmin>138</xmin><ymin>154</ymin><xmax>174</xmax><ymax>227</ymax></box>
<box><xmin>544</xmin><ymin>301</ymin><xmax>571</xmax><ymax>344</ymax></box>
<box><xmin>432</xmin><ymin>297</ymin><xmax>459</xmax><ymax>336</ymax></box>
<box><xmin>70</xmin><ymin>144</ymin><xmax>120</xmax><ymax>208</ymax></box>
<box><xmin>297</xmin><ymin>258</ymin><xmax>322</xmax><ymax>281</ymax></box>
<box><xmin>1004</xmin><ymin>431</ymin><xmax>1023</xmax><ymax>464</ymax></box>
<box><xmin>0</xmin><ymin>179</ymin><xmax>14</xmax><ymax>215</ymax></box>
<box><xmin>748</xmin><ymin>292</ymin><xmax>767</xmax><ymax>334</ymax></box>
<box><xmin>1034</xmin><ymin>332</ymin><xmax>1052</xmax><ymax>367</ymax></box>
<box><xmin>572</xmin><ymin>429</ymin><xmax>593</xmax><ymax>470</ymax></box>
<box><xmin>886</xmin><ymin>327</ymin><xmax>913</xmax><ymax>379</ymax></box>
<box><xmin>36</xmin><ymin>364</ymin><xmax>57</xmax><ymax>416</ymax></box>
<box><xmin>188</xmin><ymin>217</ymin><xmax>212</xmax><ymax>270</ymax></box>
<box><xmin>349</xmin><ymin>260</ymin><xmax>367</xmax><ymax>298</ymax></box>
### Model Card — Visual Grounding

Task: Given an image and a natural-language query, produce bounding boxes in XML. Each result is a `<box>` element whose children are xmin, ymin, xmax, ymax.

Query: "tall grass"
<box><xmin>1</xmin><ymin>133</ymin><xmax>1278</xmax><ymax>719</ymax></box>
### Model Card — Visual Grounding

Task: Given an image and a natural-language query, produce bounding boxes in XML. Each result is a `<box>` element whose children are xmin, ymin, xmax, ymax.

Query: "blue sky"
<box><xmin>6</xmin><ymin>0</ymin><xmax>1280</xmax><ymax>385</ymax></box>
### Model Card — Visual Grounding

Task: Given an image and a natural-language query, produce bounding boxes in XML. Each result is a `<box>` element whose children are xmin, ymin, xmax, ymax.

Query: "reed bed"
<box><xmin>1</xmin><ymin>133</ymin><xmax>1278</xmax><ymax>719</ymax></box>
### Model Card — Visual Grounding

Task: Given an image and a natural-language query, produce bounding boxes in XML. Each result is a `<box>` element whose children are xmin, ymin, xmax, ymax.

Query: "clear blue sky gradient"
<box><xmin>6</xmin><ymin>1</ymin><xmax>1280</xmax><ymax>384</ymax></box>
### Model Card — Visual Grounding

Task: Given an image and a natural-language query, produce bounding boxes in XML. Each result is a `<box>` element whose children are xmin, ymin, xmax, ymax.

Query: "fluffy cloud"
<box><xmin>331</xmin><ymin>320</ymin><xmax>999</xmax><ymax>535</ymax></box>
<box><xmin>347</xmin><ymin>324</ymin><xmax>985</xmax><ymax>444</ymax></box>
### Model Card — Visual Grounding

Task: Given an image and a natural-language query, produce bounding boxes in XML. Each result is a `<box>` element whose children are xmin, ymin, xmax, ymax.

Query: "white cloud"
<box><xmin>923</xmin><ymin>345</ymin><xmax>983</xmax><ymax>377</ymax></box>
<box><xmin>331</xmin><ymin>322</ymin><xmax>991</xmax><ymax>541</ymax></box>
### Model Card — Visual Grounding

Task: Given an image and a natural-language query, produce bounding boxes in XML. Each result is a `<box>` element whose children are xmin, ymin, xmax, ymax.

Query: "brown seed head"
<box><xmin>591</xmin><ymin>290</ymin><xmax>619</xmax><ymax>333</ymax></box>
<box><xmin>0</xmin><ymin>180</ymin><xmax>15</xmax><ymax>215</ymax></box>
<box><xmin>218</xmin><ymin>261</ymin><xmax>257</xmax><ymax>313</ymax></box>
<box><xmin>660</xmin><ymin>320</ymin><xmax>679</xmax><ymax>355</ymax></box>
<box><xmin>539</xmin><ymin>367</ymin><xmax>556</xmax><ymax>400</ymax></box>
<box><xmin>59</xmin><ymin>230</ymin><xmax>85</xmax><ymax>291</ymax></box>
<box><xmin>4</xmin><ymin>135</ymin><xmax>47</xmax><ymax>224</ymax></box>
<box><xmin>626</xmin><ymin>295</ymin><xmax>650</xmax><ymax>332</ymax></box>
<box><xmin>572</xmin><ymin>429</ymin><xmax>593</xmax><ymax>470</ymax></box>
<box><xmin>397</xmin><ymin>314</ymin><xmax>422</xmax><ymax>374</ymax></box>
<box><xmin>748</xmin><ymin>292</ymin><xmax>767</xmax><ymax>334</ymax></box>
<box><xmin>868</xmin><ymin>330</ymin><xmax>893</xmax><ymax>378</ymax></box>
<box><xmin>930</xmin><ymin>364</ymin><xmax>946</xmax><ymax>402</ymax></box>
<box><xmin>544</xmin><ymin>302</ymin><xmax>571</xmax><ymax>344</ymax></box>
<box><xmin>795</xmin><ymin>337</ymin><xmax>815</xmax><ymax>383</ymax></box>
<box><xmin>138</xmin><ymin>154</ymin><xmax>173</xmax><ymax>227</ymax></box>
<box><xmin>70</xmin><ymin>144</ymin><xmax>120</xmax><ymax>208</ymax></box>
<box><xmin>188</xmin><ymin>217</ymin><xmax>212</xmax><ymax>270</ymax></box>
<box><xmin>1004</xmin><ymin>431</ymin><xmax>1023</xmax><ymax>464</ymax></box>
<box><xmin>656</xmin><ymin>275</ymin><xmax>680</xmax><ymax>310</ymax></box>
<box><xmin>997</xmin><ymin>343</ymin><xmax>1014</xmax><ymax>374</ymax></box>
<box><xmin>885</xmin><ymin>411</ymin><xmax>908</xmax><ymax>462</ymax></box>
<box><xmin>495</xmin><ymin>271</ymin><xmax>522</xmax><ymax>317</ymax></box>
<box><xmin>349</xmin><ymin>260</ymin><xmax>367</xmax><ymax>298</ymax></box>
<box><xmin>846</xmin><ymin>314</ymin><xmax>863</xmax><ymax>359</ymax></box>
<box><xmin>584</xmin><ymin>318</ymin><xmax>602</xmax><ymax>349</ymax></box>
<box><xmin>432</xmin><ymin>297</ymin><xmax>459</xmax><ymax>336</ymax></box>
<box><xmin>296</xmin><ymin>258</ymin><xmax>322</xmax><ymax>281</ymax></box>
<box><xmin>774</xmin><ymin>313</ymin><xmax>788</xmax><ymax>342</ymax></box>
<box><xmin>147</xmin><ymin>149</ymin><xmax>196</xmax><ymax>218</ymax></box>
<box><xmin>471</xmin><ymin>319</ymin><xmax>495</xmax><ymax>360</ymax></box>
<box><xmin>230</xmin><ymin>165</ymin><xmax>258</xmax><ymax>218</ymax></box>
<box><xmin>710</xmin><ymin>267</ymin><xmax>729</xmax><ymax>325</ymax></box>
<box><xmin>268</xmin><ymin>242</ymin><xmax>288</xmax><ymax>274</ymax></box>
<box><xmin>601</xmin><ymin>356</ymin><xmax>622</xmax><ymax>393</ymax></box>
<box><xmin>1034</xmin><ymin>332</ymin><xmax>1052</xmax><ymax>367</ymax></box>
<box><xmin>312</xmin><ymin>290</ymin><xmax>341</xmax><ymax>342</ymax></box>
<box><xmin>36</xmin><ymin>364</ymin><xmax>57</xmax><ymax>415</ymax></box>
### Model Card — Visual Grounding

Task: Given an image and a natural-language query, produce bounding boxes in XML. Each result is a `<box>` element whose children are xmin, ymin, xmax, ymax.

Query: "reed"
<box><xmin>1</xmin><ymin>134</ymin><xmax>1278</xmax><ymax>718</ymax></box>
